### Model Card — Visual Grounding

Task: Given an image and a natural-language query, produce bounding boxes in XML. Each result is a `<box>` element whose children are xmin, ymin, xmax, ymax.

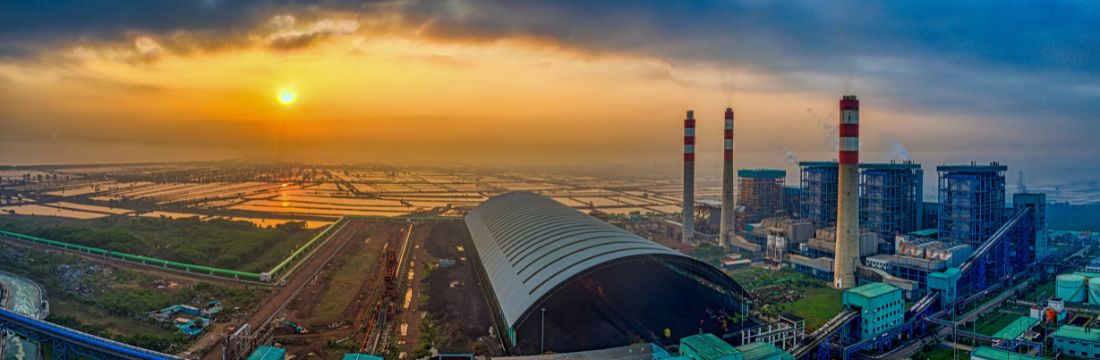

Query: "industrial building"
<box><xmin>465</xmin><ymin>192</ymin><xmax>755</xmax><ymax>354</ymax></box>
<box><xmin>737</xmin><ymin>169</ymin><xmax>786</xmax><ymax>230</ymax></box>
<box><xmin>863</xmin><ymin>230</ymin><xmax>972</xmax><ymax>296</ymax></box>
<box><xmin>678</xmin><ymin>334</ymin><xmax>794</xmax><ymax>360</ymax></box>
<box><xmin>1052</xmin><ymin>325</ymin><xmax>1100</xmax><ymax>358</ymax></box>
<box><xmin>1014</xmin><ymin>192</ymin><xmax>1049</xmax><ymax>260</ymax></box>
<box><xmin>859</xmin><ymin>162</ymin><xmax>923</xmax><ymax>253</ymax></box>
<box><xmin>842</xmin><ymin>282</ymin><xmax>903</xmax><ymax>341</ymax></box>
<box><xmin>798</xmin><ymin>161</ymin><xmax>838</xmax><ymax>229</ymax></box>
<box><xmin>937</xmin><ymin>163</ymin><xmax>1007</xmax><ymax>246</ymax></box>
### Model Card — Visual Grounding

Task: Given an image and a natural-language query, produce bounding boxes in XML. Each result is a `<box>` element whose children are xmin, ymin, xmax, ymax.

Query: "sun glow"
<box><xmin>277</xmin><ymin>89</ymin><xmax>296</xmax><ymax>105</ymax></box>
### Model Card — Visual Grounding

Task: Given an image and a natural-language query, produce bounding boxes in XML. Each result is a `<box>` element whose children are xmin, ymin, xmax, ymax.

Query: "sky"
<box><xmin>0</xmin><ymin>1</ymin><xmax>1098</xmax><ymax>183</ymax></box>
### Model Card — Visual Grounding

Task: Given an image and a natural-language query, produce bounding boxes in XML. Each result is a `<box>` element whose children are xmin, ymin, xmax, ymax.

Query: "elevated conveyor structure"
<box><xmin>0</xmin><ymin>307</ymin><xmax>184</xmax><ymax>360</ymax></box>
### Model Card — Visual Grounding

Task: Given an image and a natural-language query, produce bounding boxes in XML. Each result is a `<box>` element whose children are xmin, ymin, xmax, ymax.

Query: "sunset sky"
<box><xmin>1</xmin><ymin>1</ymin><xmax>1098</xmax><ymax>181</ymax></box>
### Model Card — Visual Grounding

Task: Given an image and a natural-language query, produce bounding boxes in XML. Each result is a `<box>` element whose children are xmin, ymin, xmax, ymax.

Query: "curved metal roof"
<box><xmin>464</xmin><ymin>192</ymin><xmax>688</xmax><ymax>328</ymax></box>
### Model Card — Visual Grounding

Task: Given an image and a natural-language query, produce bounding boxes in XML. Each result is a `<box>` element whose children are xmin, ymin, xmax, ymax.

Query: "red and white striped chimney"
<box><xmin>834</xmin><ymin>95</ymin><xmax>860</xmax><ymax>289</ymax></box>
<box><xmin>720</xmin><ymin>108</ymin><xmax>735</xmax><ymax>247</ymax></box>
<box><xmin>683</xmin><ymin>110</ymin><xmax>696</xmax><ymax>244</ymax></box>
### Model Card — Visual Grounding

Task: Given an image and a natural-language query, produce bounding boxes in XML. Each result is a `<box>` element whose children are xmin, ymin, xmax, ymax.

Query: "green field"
<box><xmin>727</xmin><ymin>267</ymin><xmax>843</xmax><ymax>329</ymax></box>
<box><xmin>0</xmin><ymin>241</ymin><xmax>266</xmax><ymax>353</ymax></box>
<box><xmin>974</xmin><ymin>310</ymin><xmax>1023</xmax><ymax>336</ymax></box>
<box><xmin>0</xmin><ymin>215</ymin><xmax>319</xmax><ymax>272</ymax></box>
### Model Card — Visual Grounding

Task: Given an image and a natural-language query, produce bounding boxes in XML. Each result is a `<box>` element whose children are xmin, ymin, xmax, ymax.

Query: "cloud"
<box><xmin>267</xmin><ymin>15</ymin><xmax>361</xmax><ymax>50</ymax></box>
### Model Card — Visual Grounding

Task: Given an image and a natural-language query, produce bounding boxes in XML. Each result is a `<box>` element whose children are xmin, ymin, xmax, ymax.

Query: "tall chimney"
<box><xmin>834</xmin><ymin>95</ymin><xmax>860</xmax><ymax>289</ymax></box>
<box><xmin>683</xmin><ymin>110</ymin><xmax>696</xmax><ymax>244</ymax></box>
<box><xmin>720</xmin><ymin>108</ymin><xmax>735</xmax><ymax>248</ymax></box>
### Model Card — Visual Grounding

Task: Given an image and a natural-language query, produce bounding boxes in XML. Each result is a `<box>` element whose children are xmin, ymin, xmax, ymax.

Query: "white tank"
<box><xmin>1057</xmin><ymin>274</ymin><xmax>1087</xmax><ymax>303</ymax></box>
<box><xmin>1088</xmin><ymin>279</ymin><xmax>1100</xmax><ymax>306</ymax></box>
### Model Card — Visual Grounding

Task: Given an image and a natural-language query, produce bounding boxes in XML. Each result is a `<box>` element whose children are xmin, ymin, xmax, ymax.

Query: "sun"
<box><xmin>277</xmin><ymin>89</ymin><xmax>296</xmax><ymax>106</ymax></box>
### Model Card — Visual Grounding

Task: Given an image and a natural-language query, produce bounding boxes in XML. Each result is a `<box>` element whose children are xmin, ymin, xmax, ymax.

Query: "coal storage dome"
<box><xmin>464</xmin><ymin>192</ymin><xmax>756</xmax><ymax>354</ymax></box>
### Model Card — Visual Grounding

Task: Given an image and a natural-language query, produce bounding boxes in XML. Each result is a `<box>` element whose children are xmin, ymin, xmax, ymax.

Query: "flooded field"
<box><xmin>0</xmin><ymin>163</ymin><xmax>710</xmax><ymax>226</ymax></box>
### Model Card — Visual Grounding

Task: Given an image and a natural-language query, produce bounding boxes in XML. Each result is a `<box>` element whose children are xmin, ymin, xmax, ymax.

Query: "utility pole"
<box><xmin>541</xmin><ymin>308</ymin><xmax>546</xmax><ymax>354</ymax></box>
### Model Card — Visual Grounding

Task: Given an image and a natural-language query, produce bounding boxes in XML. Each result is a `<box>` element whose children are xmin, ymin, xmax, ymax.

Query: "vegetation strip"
<box><xmin>0</xmin><ymin>229</ymin><xmax>263</xmax><ymax>281</ymax></box>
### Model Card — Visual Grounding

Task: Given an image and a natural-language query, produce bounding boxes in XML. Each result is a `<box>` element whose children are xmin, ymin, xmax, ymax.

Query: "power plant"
<box><xmin>720</xmin><ymin>107</ymin><xmax>735</xmax><ymax>248</ymax></box>
<box><xmin>834</xmin><ymin>95</ymin><xmax>860</xmax><ymax>289</ymax></box>
<box><xmin>683</xmin><ymin>110</ymin><xmax>696</xmax><ymax>244</ymax></box>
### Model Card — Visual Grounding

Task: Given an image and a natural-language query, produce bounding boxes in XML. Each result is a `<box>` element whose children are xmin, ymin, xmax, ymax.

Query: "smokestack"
<box><xmin>720</xmin><ymin>108</ymin><xmax>735</xmax><ymax>248</ymax></box>
<box><xmin>683</xmin><ymin>110</ymin><xmax>696</xmax><ymax>244</ymax></box>
<box><xmin>834</xmin><ymin>95</ymin><xmax>860</xmax><ymax>289</ymax></box>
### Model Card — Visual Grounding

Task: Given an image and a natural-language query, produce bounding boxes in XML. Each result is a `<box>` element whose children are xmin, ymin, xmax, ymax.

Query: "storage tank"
<box><xmin>1057</xmin><ymin>274</ymin><xmax>1087</xmax><ymax>303</ymax></box>
<box><xmin>1089</xmin><ymin>279</ymin><xmax>1100</xmax><ymax>305</ymax></box>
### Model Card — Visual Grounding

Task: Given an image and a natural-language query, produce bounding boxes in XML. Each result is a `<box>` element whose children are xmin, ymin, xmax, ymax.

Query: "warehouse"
<box><xmin>465</xmin><ymin>192</ymin><xmax>755</xmax><ymax>355</ymax></box>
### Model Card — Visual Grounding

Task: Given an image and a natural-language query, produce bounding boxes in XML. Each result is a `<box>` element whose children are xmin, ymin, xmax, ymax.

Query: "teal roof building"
<box><xmin>843</xmin><ymin>282</ymin><xmax>904</xmax><ymax>341</ymax></box>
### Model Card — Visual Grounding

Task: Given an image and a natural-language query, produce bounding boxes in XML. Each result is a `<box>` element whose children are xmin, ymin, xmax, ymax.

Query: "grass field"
<box><xmin>307</xmin><ymin>235</ymin><xmax>382</xmax><ymax>323</ymax></box>
<box><xmin>775</xmin><ymin>286</ymin><xmax>843</xmax><ymax>329</ymax></box>
<box><xmin>974</xmin><ymin>310</ymin><xmax>1023</xmax><ymax>336</ymax></box>
<box><xmin>727</xmin><ymin>267</ymin><xmax>843</xmax><ymax>329</ymax></box>
<box><xmin>0</xmin><ymin>215</ymin><xmax>320</xmax><ymax>272</ymax></box>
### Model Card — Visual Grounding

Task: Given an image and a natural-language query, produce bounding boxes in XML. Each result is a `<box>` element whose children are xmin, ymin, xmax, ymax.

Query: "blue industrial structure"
<box><xmin>792</xmin><ymin>193</ymin><xmax>1042</xmax><ymax>359</ymax></box>
<box><xmin>798</xmin><ymin>162</ymin><xmax>838</xmax><ymax>229</ymax></box>
<box><xmin>937</xmin><ymin>163</ymin><xmax>1007</xmax><ymax>246</ymax></box>
<box><xmin>0</xmin><ymin>307</ymin><xmax>183</xmax><ymax>360</ymax></box>
<box><xmin>859</xmin><ymin>162</ymin><xmax>923</xmax><ymax>253</ymax></box>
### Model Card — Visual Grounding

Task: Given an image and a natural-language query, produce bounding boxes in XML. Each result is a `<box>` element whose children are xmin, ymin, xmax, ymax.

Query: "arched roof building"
<box><xmin>465</xmin><ymin>192</ymin><xmax>754</xmax><ymax>354</ymax></box>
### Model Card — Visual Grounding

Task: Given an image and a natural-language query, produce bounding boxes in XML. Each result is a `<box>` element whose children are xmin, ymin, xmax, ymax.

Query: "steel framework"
<box><xmin>799</xmin><ymin>162</ymin><xmax>838</xmax><ymax>229</ymax></box>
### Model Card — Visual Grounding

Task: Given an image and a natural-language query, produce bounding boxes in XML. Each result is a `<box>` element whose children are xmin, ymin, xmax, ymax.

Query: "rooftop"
<box><xmin>247</xmin><ymin>346</ymin><xmax>286</xmax><ymax>360</ymax></box>
<box><xmin>735</xmin><ymin>342</ymin><xmax>795</xmax><ymax>360</ymax></box>
<box><xmin>937</xmin><ymin>163</ymin><xmax>1008</xmax><ymax>173</ymax></box>
<box><xmin>846</xmin><ymin>282</ymin><xmax>899</xmax><ymax>299</ymax></box>
<box><xmin>680</xmin><ymin>333</ymin><xmax>739</xmax><ymax>360</ymax></box>
<box><xmin>1052</xmin><ymin>325</ymin><xmax>1100</xmax><ymax>342</ymax></box>
<box><xmin>991</xmin><ymin>316</ymin><xmax>1037</xmax><ymax>340</ymax></box>
<box><xmin>738</xmin><ymin>169</ymin><xmax>786</xmax><ymax>179</ymax></box>
<box><xmin>970</xmin><ymin>346</ymin><xmax>1044</xmax><ymax>360</ymax></box>
<box><xmin>860</xmin><ymin>162</ymin><xmax>921</xmax><ymax>170</ymax></box>
<box><xmin>907</xmin><ymin>229</ymin><xmax>939</xmax><ymax>237</ymax></box>
<box><xmin>798</xmin><ymin>161</ymin><xmax>838</xmax><ymax>168</ymax></box>
<box><xmin>342</xmin><ymin>354</ymin><xmax>384</xmax><ymax>360</ymax></box>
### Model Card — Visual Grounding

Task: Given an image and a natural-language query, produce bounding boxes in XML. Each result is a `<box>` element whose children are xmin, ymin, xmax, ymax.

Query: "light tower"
<box><xmin>683</xmin><ymin>110</ymin><xmax>696</xmax><ymax>244</ymax></box>
<box><xmin>833</xmin><ymin>95</ymin><xmax>860</xmax><ymax>289</ymax></box>
<box><xmin>720</xmin><ymin>108</ymin><xmax>735</xmax><ymax>247</ymax></box>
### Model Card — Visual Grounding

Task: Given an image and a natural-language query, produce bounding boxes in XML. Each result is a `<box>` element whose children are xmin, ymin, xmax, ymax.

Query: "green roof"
<box><xmin>680</xmin><ymin>333</ymin><xmax>740</xmax><ymax>360</ymax></box>
<box><xmin>342</xmin><ymin>354</ymin><xmax>384</xmax><ymax>360</ymax></box>
<box><xmin>930</xmin><ymin>268</ymin><xmax>961</xmax><ymax>280</ymax></box>
<box><xmin>970</xmin><ymin>346</ymin><xmax>1044</xmax><ymax>360</ymax></box>
<box><xmin>1052</xmin><ymin>325</ymin><xmax>1100</xmax><ymax>343</ymax></box>
<box><xmin>738</xmin><ymin>169</ymin><xmax>786</xmax><ymax>179</ymax></box>
<box><xmin>907</xmin><ymin>229</ymin><xmax>938</xmax><ymax>237</ymax></box>
<box><xmin>247</xmin><ymin>346</ymin><xmax>286</xmax><ymax>360</ymax></box>
<box><xmin>846</xmin><ymin>282</ymin><xmax>899</xmax><ymax>299</ymax></box>
<box><xmin>735</xmin><ymin>342</ymin><xmax>794</xmax><ymax>360</ymax></box>
<box><xmin>991</xmin><ymin>316</ymin><xmax>1037</xmax><ymax>340</ymax></box>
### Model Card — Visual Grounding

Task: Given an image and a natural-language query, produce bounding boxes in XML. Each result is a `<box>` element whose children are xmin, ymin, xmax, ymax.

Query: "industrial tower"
<box><xmin>834</xmin><ymin>95</ymin><xmax>860</xmax><ymax>289</ymax></box>
<box><xmin>683</xmin><ymin>110</ymin><xmax>696</xmax><ymax>244</ymax></box>
<box><xmin>720</xmin><ymin>108</ymin><xmax>735</xmax><ymax>247</ymax></box>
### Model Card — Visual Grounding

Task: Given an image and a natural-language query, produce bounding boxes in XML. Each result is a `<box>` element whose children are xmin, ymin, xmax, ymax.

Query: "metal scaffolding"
<box><xmin>799</xmin><ymin>162</ymin><xmax>838</xmax><ymax>229</ymax></box>
<box><xmin>937</xmin><ymin>163</ymin><xmax>1007</xmax><ymax>246</ymax></box>
<box><xmin>860</xmin><ymin>162</ymin><xmax>923</xmax><ymax>253</ymax></box>
<box><xmin>737</xmin><ymin>169</ymin><xmax>786</xmax><ymax>227</ymax></box>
